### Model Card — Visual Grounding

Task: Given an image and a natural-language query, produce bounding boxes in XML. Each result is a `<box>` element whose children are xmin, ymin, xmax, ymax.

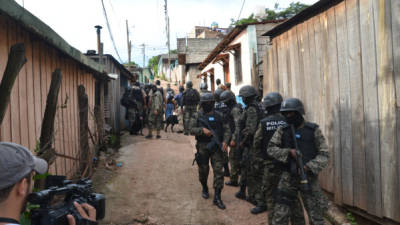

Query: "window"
<box><xmin>234</xmin><ymin>49</ymin><xmax>242</xmax><ymax>83</ymax></box>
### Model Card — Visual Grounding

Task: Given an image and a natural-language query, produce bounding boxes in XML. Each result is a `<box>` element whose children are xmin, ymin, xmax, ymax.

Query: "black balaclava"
<box><xmin>284</xmin><ymin>111</ymin><xmax>304</xmax><ymax>128</ymax></box>
<box><xmin>202</xmin><ymin>102</ymin><xmax>214</xmax><ymax>113</ymax></box>
<box><xmin>243</xmin><ymin>96</ymin><xmax>255</xmax><ymax>106</ymax></box>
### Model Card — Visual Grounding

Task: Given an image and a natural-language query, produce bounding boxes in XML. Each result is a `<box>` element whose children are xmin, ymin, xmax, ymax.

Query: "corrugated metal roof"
<box><xmin>263</xmin><ymin>0</ymin><xmax>344</xmax><ymax>39</ymax></box>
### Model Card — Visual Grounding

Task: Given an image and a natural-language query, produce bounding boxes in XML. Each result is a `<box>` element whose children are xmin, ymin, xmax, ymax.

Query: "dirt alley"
<box><xmin>92</xmin><ymin>128</ymin><xmax>273</xmax><ymax>225</ymax></box>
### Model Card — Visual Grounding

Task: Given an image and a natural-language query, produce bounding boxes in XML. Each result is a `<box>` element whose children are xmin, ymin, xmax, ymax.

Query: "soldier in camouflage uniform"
<box><xmin>146</xmin><ymin>84</ymin><xmax>164</xmax><ymax>139</ymax></box>
<box><xmin>214</xmin><ymin>88</ymin><xmax>230</xmax><ymax>177</ymax></box>
<box><xmin>267</xmin><ymin>98</ymin><xmax>329</xmax><ymax>225</ymax></box>
<box><xmin>182</xmin><ymin>81</ymin><xmax>200</xmax><ymax>135</ymax></box>
<box><xmin>235</xmin><ymin>85</ymin><xmax>262</xmax><ymax>205</ymax></box>
<box><xmin>220</xmin><ymin>90</ymin><xmax>243</xmax><ymax>187</ymax></box>
<box><xmin>189</xmin><ymin>92</ymin><xmax>231</xmax><ymax>210</ymax></box>
<box><xmin>251</xmin><ymin>93</ymin><xmax>305</xmax><ymax>224</ymax></box>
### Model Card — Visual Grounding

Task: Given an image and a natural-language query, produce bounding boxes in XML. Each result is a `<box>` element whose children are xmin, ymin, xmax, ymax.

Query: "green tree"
<box><xmin>231</xmin><ymin>2</ymin><xmax>309</xmax><ymax>26</ymax></box>
<box><xmin>148</xmin><ymin>55</ymin><xmax>161</xmax><ymax>76</ymax></box>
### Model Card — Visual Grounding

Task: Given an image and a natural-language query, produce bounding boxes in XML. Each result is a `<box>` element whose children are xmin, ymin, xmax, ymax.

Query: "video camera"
<box><xmin>28</xmin><ymin>176</ymin><xmax>105</xmax><ymax>225</ymax></box>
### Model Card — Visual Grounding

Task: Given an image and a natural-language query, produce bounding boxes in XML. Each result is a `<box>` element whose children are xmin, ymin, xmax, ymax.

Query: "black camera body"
<box><xmin>28</xmin><ymin>177</ymin><xmax>105</xmax><ymax>225</ymax></box>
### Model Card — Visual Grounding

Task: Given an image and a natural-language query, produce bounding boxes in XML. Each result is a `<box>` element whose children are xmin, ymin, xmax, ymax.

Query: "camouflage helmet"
<box><xmin>239</xmin><ymin>85</ymin><xmax>258</xmax><ymax>98</ymax></box>
<box><xmin>186</xmin><ymin>81</ymin><xmax>193</xmax><ymax>88</ymax></box>
<box><xmin>200</xmin><ymin>82</ymin><xmax>208</xmax><ymax>90</ymax></box>
<box><xmin>214</xmin><ymin>88</ymin><xmax>224</xmax><ymax>101</ymax></box>
<box><xmin>280</xmin><ymin>98</ymin><xmax>305</xmax><ymax>115</ymax></box>
<box><xmin>200</xmin><ymin>92</ymin><xmax>215</xmax><ymax>103</ymax></box>
<box><xmin>220</xmin><ymin>90</ymin><xmax>235</xmax><ymax>103</ymax></box>
<box><xmin>263</xmin><ymin>92</ymin><xmax>283</xmax><ymax>108</ymax></box>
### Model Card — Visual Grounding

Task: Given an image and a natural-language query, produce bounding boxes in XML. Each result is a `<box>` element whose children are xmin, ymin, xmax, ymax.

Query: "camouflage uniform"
<box><xmin>228</xmin><ymin>105</ymin><xmax>242</xmax><ymax>184</ymax></box>
<box><xmin>148</xmin><ymin>89</ymin><xmax>163</xmax><ymax>136</ymax></box>
<box><xmin>238</xmin><ymin>100</ymin><xmax>260</xmax><ymax>202</ymax></box>
<box><xmin>189</xmin><ymin>109</ymin><xmax>231</xmax><ymax>189</ymax></box>
<box><xmin>182</xmin><ymin>87</ymin><xmax>200</xmax><ymax>135</ymax></box>
<box><xmin>252</xmin><ymin>118</ymin><xmax>305</xmax><ymax>223</ymax></box>
<box><xmin>267</xmin><ymin>123</ymin><xmax>329</xmax><ymax>225</ymax></box>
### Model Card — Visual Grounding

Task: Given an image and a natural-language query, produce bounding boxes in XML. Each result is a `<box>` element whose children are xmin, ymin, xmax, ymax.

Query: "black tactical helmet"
<box><xmin>200</xmin><ymin>82</ymin><xmax>208</xmax><ymax>90</ymax></box>
<box><xmin>263</xmin><ymin>92</ymin><xmax>283</xmax><ymax>108</ymax></box>
<box><xmin>280</xmin><ymin>98</ymin><xmax>305</xmax><ymax>115</ymax></box>
<box><xmin>214</xmin><ymin>88</ymin><xmax>224</xmax><ymax>101</ymax></box>
<box><xmin>239</xmin><ymin>85</ymin><xmax>258</xmax><ymax>98</ymax></box>
<box><xmin>220</xmin><ymin>90</ymin><xmax>235</xmax><ymax>103</ymax></box>
<box><xmin>186</xmin><ymin>81</ymin><xmax>193</xmax><ymax>88</ymax></box>
<box><xmin>200</xmin><ymin>92</ymin><xmax>215</xmax><ymax>103</ymax></box>
<box><xmin>155</xmin><ymin>80</ymin><xmax>161</xmax><ymax>86</ymax></box>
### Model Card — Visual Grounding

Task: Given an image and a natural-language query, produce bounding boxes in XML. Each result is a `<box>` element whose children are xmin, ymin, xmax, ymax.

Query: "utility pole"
<box><xmin>141</xmin><ymin>43</ymin><xmax>145</xmax><ymax>68</ymax></box>
<box><xmin>126</xmin><ymin>20</ymin><xmax>132</xmax><ymax>64</ymax></box>
<box><xmin>164</xmin><ymin>0</ymin><xmax>171</xmax><ymax>81</ymax></box>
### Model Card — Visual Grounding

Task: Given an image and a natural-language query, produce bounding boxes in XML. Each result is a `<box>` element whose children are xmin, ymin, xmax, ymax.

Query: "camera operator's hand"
<box><xmin>67</xmin><ymin>202</ymin><xmax>97</xmax><ymax>225</ymax></box>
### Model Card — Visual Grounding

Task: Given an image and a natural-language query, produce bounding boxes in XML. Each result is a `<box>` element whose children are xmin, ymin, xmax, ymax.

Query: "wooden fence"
<box><xmin>263</xmin><ymin>0</ymin><xmax>399</xmax><ymax>222</ymax></box>
<box><xmin>0</xmin><ymin>13</ymin><xmax>97</xmax><ymax>177</ymax></box>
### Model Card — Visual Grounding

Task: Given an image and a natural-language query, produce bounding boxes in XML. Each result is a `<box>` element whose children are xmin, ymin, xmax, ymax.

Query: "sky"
<box><xmin>16</xmin><ymin>0</ymin><xmax>318</xmax><ymax>67</ymax></box>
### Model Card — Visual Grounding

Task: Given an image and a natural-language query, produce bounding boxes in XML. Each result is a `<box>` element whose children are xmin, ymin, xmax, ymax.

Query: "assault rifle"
<box><xmin>198</xmin><ymin>116</ymin><xmax>223</xmax><ymax>152</ymax></box>
<box><xmin>290</xmin><ymin>125</ymin><xmax>311</xmax><ymax>193</ymax></box>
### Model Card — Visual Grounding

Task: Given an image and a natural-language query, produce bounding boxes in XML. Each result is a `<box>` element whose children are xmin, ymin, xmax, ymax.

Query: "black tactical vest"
<box><xmin>196</xmin><ymin>111</ymin><xmax>223</xmax><ymax>143</ymax></box>
<box><xmin>260</xmin><ymin>113</ymin><xmax>287</xmax><ymax>159</ymax></box>
<box><xmin>281</xmin><ymin>122</ymin><xmax>318</xmax><ymax>164</ymax></box>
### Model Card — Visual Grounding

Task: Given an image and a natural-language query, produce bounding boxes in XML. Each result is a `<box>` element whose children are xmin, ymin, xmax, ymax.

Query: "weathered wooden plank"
<box><xmin>307</xmin><ymin>18</ymin><xmax>318</xmax><ymax>122</ymax></box>
<box><xmin>300</xmin><ymin>20</ymin><xmax>312</xmax><ymax>117</ymax></box>
<box><xmin>345</xmin><ymin>0</ymin><xmax>368</xmax><ymax>210</ymax></box>
<box><xmin>56</xmin><ymin>52</ymin><xmax>67</xmax><ymax>176</ymax></box>
<box><xmin>335</xmin><ymin>1</ymin><xmax>353</xmax><ymax>206</ymax></box>
<box><xmin>7</xmin><ymin>19</ymin><xmax>21</xmax><ymax>144</ymax></box>
<box><xmin>284</xmin><ymin>31</ymin><xmax>292</xmax><ymax>97</ymax></box>
<box><xmin>16</xmin><ymin>25</ymin><xmax>29</xmax><ymax>149</ymax></box>
<box><xmin>0</xmin><ymin>15</ymin><xmax>12</xmax><ymax>142</ymax></box>
<box><xmin>32</xmin><ymin>39</ymin><xmax>42</xmax><ymax>141</ymax></box>
<box><xmin>72</xmin><ymin>63</ymin><xmax>79</xmax><ymax>170</ymax></box>
<box><xmin>327</xmin><ymin>5</ymin><xmax>343</xmax><ymax>204</ymax></box>
<box><xmin>24</xmin><ymin>28</ymin><xmax>37</xmax><ymax>150</ymax></box>
<box><xmin>391</xmin><ymin>0</ymin><xmax>400</xmax><ymax>221</ymax></box>
<box><xmin>271</xmin><ymin>39</ymin><xmax>279</xmax><ymax>92</ymax></box>
<box><xmin>318</xmin><ymin>11</ymin><xmax>334</xmax><ymax>193</ymax></box>
<box><xmin>263</xmin><ymin>45</ymin><xmax>273</xmax><ymax>93</ymax></box>
<box><xmin>60</xmin><ymin>57</ymin><xmax>70</xmax><ymax>176</ymax></box>
<box><xmin>359</xmin><ymin>0</ymin><xmax>382</xmax><ymax>216</ymax></box>
<box><xmin>312</xmin><ymin>14</ymin><xmax>323</xmax><ymax>131</ymax></box>
<box><xmin>373</xmin><ymin>0</ymin><xmax>399</xmax><ymax>220</ymax></box>
<box><xmin>277</xmin><ymin>35</ymin><xmax>288</xmax><ymax>96</ymax></box>
<box><xmin>289</xmin><ymin>25</ymin><xmax>301</xmax><ymax>99</ymax></box>
<box><xmin>296</xmin><ymin>22</ymin><xmax>307</xmax><ymax>104</ymax></box>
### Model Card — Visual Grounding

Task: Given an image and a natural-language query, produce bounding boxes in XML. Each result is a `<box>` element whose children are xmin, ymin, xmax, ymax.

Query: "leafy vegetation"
<box><xmin>148</xmin><ymin>55</ymin><xmax>161</xmax><ymax>76</ymax></box>
<box><xmin>231</xmin><ymin>2</ymin><xmax>309</xmax><ymax>26</ymax></box>
<box><xmin>346</xmin><ymin>212</ymin><xmax>357</xmax><ymax>225</ymax></box>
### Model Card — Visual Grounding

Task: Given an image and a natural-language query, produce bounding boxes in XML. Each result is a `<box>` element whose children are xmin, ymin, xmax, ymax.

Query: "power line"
<box><xmin>237</xmin><ymin>0</ymin><xmax>246</xmax><ymax>21</ymax></box>
<box><xmin>100</xmin><ymin>0</ymin><xmax>123</xmax><ymax>62</ymax></box>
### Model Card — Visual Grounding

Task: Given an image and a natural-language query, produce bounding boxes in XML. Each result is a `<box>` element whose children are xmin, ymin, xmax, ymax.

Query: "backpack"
<box><xmin>131</xmin><ymin>87</ymin><xmax>144</xmax><ymax>105</ymax></box>
<box><xmin>184</xmin><ymin>88</ymin><xmax>200</xmax><ymax>106</ymax></box>
<box><xmin>121</xmin><ymin>89</ymin><xmax>136</xmax><ymax>108</ymax></box>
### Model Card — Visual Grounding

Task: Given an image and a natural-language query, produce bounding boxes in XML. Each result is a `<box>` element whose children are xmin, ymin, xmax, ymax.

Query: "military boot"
<box><xmin>251</xmin><ymin>205</ymin><xmax>267</xmax><ymax>214</ymax></box>
<box><xmin>213</xmin><ymin>188</ymin><xmax>226</xmax><ymax>210</ymax></box>
<box><xmin>235</xmin><ymin>184</ymin><xmax>246</xmax><ymax>200</ymax></box>
<box><xmin>223</xmin><ymin>163</ymin><xmax>230</xmax><ymax>177</ymax></box>
<box><xmin>225</xmin><ymin>180</ymin><xmax>239</xmax><ymax>187</ymax></box>
<box><xmin>201</xmin><ymin>183</ymin><xmax>209</xmax><ymax>199</ymax></box>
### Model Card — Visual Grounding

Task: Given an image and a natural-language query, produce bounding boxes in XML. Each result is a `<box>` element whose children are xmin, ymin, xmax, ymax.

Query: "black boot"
<box><xmin>235</xmin><ymin>184</ymin><xmax>246</xmax><ymax>200</ymax></box>
<box><xmin>223</xmin><ymin>163</ymin><xmax>230</xmax><ymax>177</ymax></box>
<box><xmin>213</xmin><ymin>188</ymin><xmax>226</xmax><ymax>210</ymax></box>
<box><xmin>225</xmin><ymin>180</ymin><xmax>239</xmax><ymax>187</ymax></box>
<box><xmin>201</xmin><ymin>183</ymin><xmax>209</xmax><ymax>199</ymax></box>
<box><xmin>251</xmin><ymin>206</ymin><xmax>267</xmax><ymax>214</ymax></box>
